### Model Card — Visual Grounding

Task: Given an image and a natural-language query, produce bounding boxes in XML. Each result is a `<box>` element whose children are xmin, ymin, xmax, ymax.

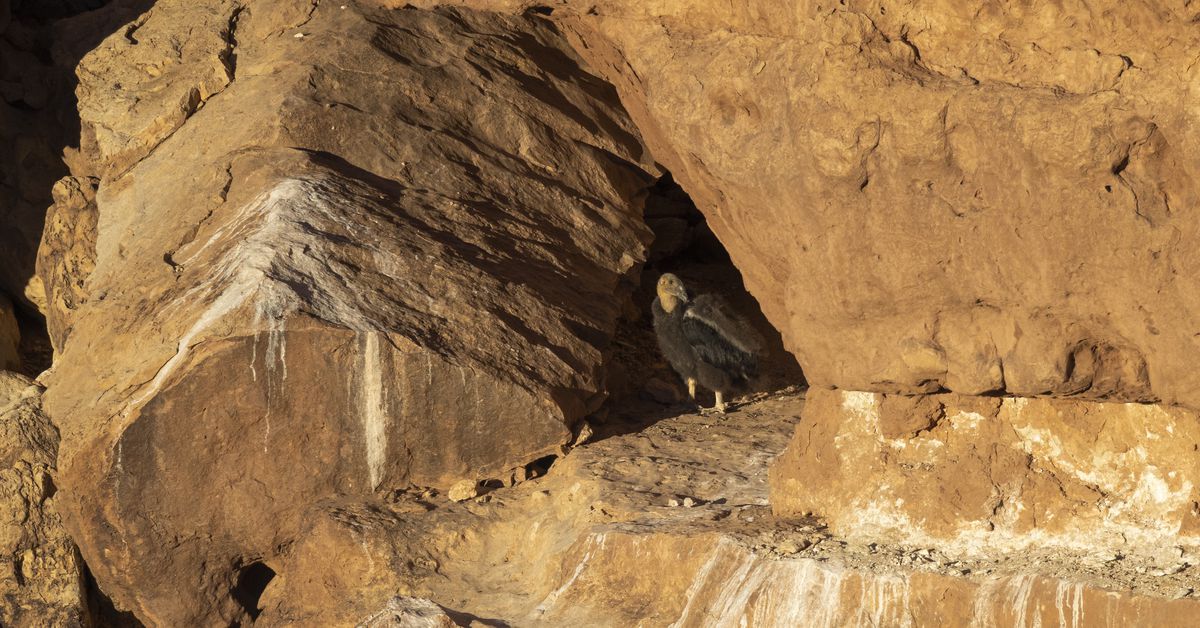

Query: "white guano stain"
<box><xmin>361</xmin><ymin>331</ymin><xmax>389</xmax><ymax>491</ymax></box>
<box><xmin>123</xmin><ymin>178</ymin><xmax>390</xmax><ymax>418</ymax></box>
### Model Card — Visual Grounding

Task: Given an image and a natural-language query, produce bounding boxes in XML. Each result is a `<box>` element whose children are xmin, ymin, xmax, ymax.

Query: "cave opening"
<box><xmin>231</xmin><ymin>560</ymin><xmax>277</xmax><ymax>622</ymax></box>
<box><xmin>599</xmin><ymin>170</ymin><xmax>805</xmax><ymax>435</ymax></box>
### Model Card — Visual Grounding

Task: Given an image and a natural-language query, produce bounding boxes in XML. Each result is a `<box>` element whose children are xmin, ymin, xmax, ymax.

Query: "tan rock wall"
<box><xmin>771</xmin><ymin>388</ymin><xmax>1200</xmax><ymax>561</ymax></box>
<box><xmin>417</xmin><ymin>0</ymin><xmax>1200</xmax><ymax>407</ymax></box>
<box><xmin>40</xmin><ymin>1</ymin><xmax>655</xmax><ymax>623</ymax></box>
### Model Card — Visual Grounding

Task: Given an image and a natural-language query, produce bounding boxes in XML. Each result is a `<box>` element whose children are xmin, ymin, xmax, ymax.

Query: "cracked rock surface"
<box><xmin>257</xmin><ymin>390</ymin><xmax>1200</xmax><ymax>626</ymax></box>
<box><xmin>415</xmin><ymin>0</ymin><xmax>1200</xmax><ymax>408</ymax></box>
<box><xmin>0</xmin><ymin>372</ymin><xmax>86</xmax><ymax>627</ymax></box>
<box><xmin>40</xmin><ymin>1</ymin><xmax>655</xmax><ymax>623</ymax></box>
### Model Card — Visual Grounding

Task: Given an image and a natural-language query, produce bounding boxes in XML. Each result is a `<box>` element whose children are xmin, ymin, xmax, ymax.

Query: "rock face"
<box><xmin>771</xmin><ymin>388</ymin><xmax>1200</xmax><ymax>561</ymax></box>
<box><xmin>258</xmin><ymin>392</ymin><xmax>1200</xmax><ymax>626</ymax></box>
<box><xmin>40</xmin><ymin>1</ymin><xmax>654</xmax><ymax>624</ymax></box>
<box><xmin>533</xmin><ymin>531</ymin><xmax>1200</xmax><ymax>628</ymax></box>
<box><xmin>36</xmin><ymin>175</ymin><xmax>98</xmax><ymax>351</ymax></box>
<box><xmin>419</xmin><ymin>0</ymin><xmax>1200</xmax><ymax>408</ymax></box>
<box><xmin>0</xmin><ymin>372</ymin><xmax>87</xmax><ymax>626</ymax></box>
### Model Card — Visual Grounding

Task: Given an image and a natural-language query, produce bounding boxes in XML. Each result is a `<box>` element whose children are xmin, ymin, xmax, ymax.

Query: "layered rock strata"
<box><xmin>257</xmin><ymin>392</ymin><xmax>1200</xmax><ymax>626</ymax></box>
<box><xmin>40</xmin><ymin>1</ymin><xmax>654</xmax><ymax>623</ymax></box>
<box><xmin>771</xmin><ymin>388</ymin><xmax>1200</xmax><ymax>564</ymax></box>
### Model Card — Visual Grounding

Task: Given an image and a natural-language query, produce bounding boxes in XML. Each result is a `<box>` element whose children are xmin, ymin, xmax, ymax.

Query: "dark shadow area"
<box><xmin>231</xmin><ymin>561</ymin><xmax>276</xmax><ymax>622</ymax></box>
<box><xmin>0</xmin><ymin>0</ymin><xmax>158</xmax><ymax>374</ymax></box>
<box><xmin>83</xmin><ymin>562</ymin><xmax>145</xmax><ymax>628</ymax></box>
<box><xmin>442</xmin><ymin>606</ymin><xmax>513</xmax><ymax>628</ymax></box>
<box><xmin>524</xmin><ymin>453</ymin><xmax>557</xmax><ymax>478</ymax></box>
<box><xmin>15</xmin><ymin>308</ymin><xmax>53</xmax><ymax>377</ymax></box>
<box><xmin>597</xmin><ymin>171</ymin><xmax>806</xmax><ymax>438</ymax></box>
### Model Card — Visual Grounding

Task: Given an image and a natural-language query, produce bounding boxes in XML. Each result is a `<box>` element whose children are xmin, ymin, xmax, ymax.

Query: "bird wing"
<box><xmin>684</xmin><ymin>294</ymin><xmax>764</xmax><ymax>355</ymax></box>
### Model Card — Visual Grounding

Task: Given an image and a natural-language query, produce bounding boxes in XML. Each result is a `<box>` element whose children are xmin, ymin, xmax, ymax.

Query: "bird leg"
<box><xmin>686</xmin><ymin>377</ymin><xmax>697</xmax><ymax>400</ymax></box>
<box><xmin>700</xmin><ymin>391</ymin><xmax>727</xmax><ymax>415</ymax></box>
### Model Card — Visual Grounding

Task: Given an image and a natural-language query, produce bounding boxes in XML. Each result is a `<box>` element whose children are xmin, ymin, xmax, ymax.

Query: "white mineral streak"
<box><xmin>835</xmin><ymin>390</ymin><xmax>1198</xmax><ymax>558</ymax></box>
<box><xmin>1054</xmin><ymin>580</ymin><xmax>1084</xmax><ymax>628</ymax></box>
<box><xmin>535</xmin><ymin>532</ymin><xmax>608</xmax><ymax>615</ymax></box>
<box><xmin>670</xmin><ymin>539</ymin><xmax>909</xmax><ymax>628</ymax></box>
<box><xmin>969</xmin><ymin>574</ymin><xmax>1052</xmax><ymax>628</ymax></box>
<box><xmin>361</xmin><ymin>331</ymin><xmax>389</xmax><ymax>491</ymax></box>
<box><xmin>126</xmin><ymin>178</ymin><xmax>388</xmax><ymax>417</ymax></box>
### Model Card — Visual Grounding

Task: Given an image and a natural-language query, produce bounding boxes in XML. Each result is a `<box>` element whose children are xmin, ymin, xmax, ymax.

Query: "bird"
<box><xmin>651</xmin><ymin>273</ymin><xmax>762</xmax><ymax>413</ymax></box>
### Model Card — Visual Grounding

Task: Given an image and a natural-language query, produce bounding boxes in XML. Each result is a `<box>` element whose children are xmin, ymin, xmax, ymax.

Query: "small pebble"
<box><xmin>293</xmin><ymin>32</ymin><xmax>305</xmax><ymax>38</ymax></box>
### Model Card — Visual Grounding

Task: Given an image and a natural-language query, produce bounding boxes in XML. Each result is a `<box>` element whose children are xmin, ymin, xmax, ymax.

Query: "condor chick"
<box><xmin>651</xmin><ymin>273</ymin><xmax>762</xmax><ymax>413</ymax></box>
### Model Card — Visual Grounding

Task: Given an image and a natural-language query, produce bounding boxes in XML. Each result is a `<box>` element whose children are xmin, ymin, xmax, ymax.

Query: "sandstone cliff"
<box><xmin>417</xmin><ymin>0</ymin><xmax>1200</xmax><ymax>407</ymax></box>
<box><xmin>1</xmin><ymin>0</ymin><xmax>1198</xmax><ymax>625</ymax></box>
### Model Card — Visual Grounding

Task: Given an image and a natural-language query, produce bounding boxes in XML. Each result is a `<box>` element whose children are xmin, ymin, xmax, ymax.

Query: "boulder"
<box><xmin>0</xmin><ymin>372</ymin><xmax>87</xmax><ymax>626</ymax></box>
<box><xmin>41</xmin><ymin>1</ymin><xmax>653</xmax><ymax>624</ymax></box>
<box><xmin>771</xmin><ymin>388</ymin><xmax>1200</xmax><ymax>560</ymax></box>
<box><xmin>419</xmin><ymin>0</ymin><xmax>1200</xmax><ymax>407</ymax></box>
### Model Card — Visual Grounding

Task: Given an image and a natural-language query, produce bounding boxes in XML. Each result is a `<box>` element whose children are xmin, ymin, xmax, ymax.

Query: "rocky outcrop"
<box><xmin>417</xmin><ymin>0</ymin><xmax>1200</xmax><ymax>408</ymax></box>
<box><xmin>771</xmin><ymin>388</ymin><xmax>1200</xmax><ymax>562</ymax></box>
<box><xmin>532</xmin><ymin>531</ymin><xmax>1200</xmax><ymax>627</ymax></box>
<box><xmin>0</xmin><ymin>372</ymin><xmax>87</xmax><ymax>626</ymax></box>
<box><xmin>257</xmin><ymin>392</ymin><xmax>807</xmax><ymax>625</ymax></box>
<box><xmin>256</xmin><ymin>391</ymin><xmax>1200</xmax><ymax>626</ymax></box>
<box><xmin>36</xmin><ymin>175</ymin><xmax>98</xmax><ymax>351</ymax></box>
<box><xmin>39</xmin><ymin>1</ymin><xmax>654</xmax><ymax>624</ymax></box>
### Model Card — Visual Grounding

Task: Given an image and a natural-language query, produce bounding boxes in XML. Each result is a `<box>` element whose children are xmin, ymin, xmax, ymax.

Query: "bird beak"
<box><xmin>669</xmin><ymin>284</ymin><xmax>689</xmax><ymax>302</ymax></box>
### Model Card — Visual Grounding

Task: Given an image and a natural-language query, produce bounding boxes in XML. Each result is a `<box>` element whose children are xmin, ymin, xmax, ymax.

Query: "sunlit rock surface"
<box><xmin>772</xmin><ymin>388</ymin><xmax>1200</xmax><ymax>562</ymax></box>
<box><xmin>39</xmin><ymin>1</ymin><xmax>654</xmax><ymax>623</ymax></box>
<box><xmin>417</xmin><ymin>0</ymin><xmax>1200</xmax><ymax>407</ymax></box>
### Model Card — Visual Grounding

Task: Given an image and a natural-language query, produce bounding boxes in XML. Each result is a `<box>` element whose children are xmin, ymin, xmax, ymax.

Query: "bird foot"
<box><xmin>698</xmin><ymin>390</ymin><xmax>728</xmax><ymax>415</ymax></box>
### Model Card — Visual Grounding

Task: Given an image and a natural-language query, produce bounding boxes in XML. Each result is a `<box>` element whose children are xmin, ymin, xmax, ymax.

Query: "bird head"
<box><xmin>656</xmin><ymin>273</ymin><xmax>689</xmax><ymax>312</ymax></box>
